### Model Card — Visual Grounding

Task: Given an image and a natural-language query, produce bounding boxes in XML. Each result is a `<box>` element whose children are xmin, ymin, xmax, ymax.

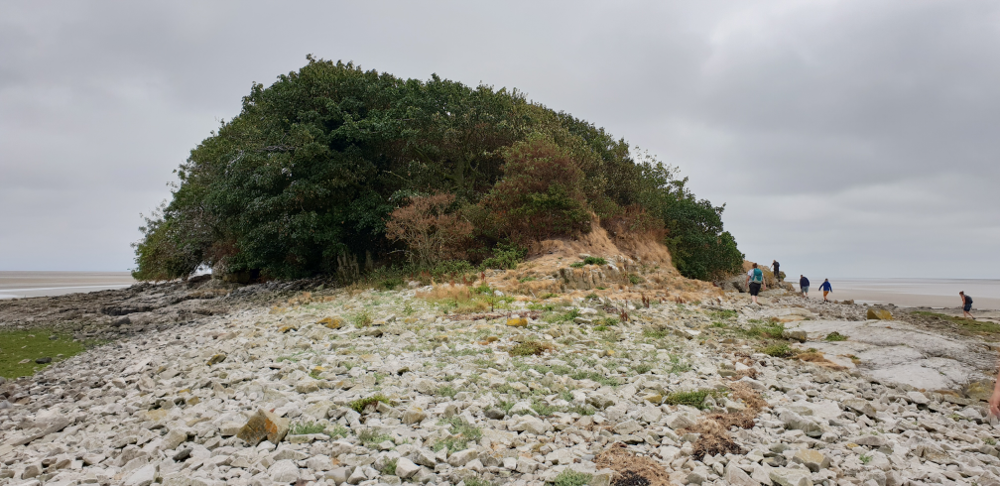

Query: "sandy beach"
<box><xmin>0</xmin><ymin>271</ymin><xmax>135</xmax><ymax>299</ymax></box>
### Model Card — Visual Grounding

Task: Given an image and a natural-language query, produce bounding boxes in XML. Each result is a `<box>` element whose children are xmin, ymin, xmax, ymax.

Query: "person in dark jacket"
<box><xmin>799</xmin><ymin>275</ymin><xmax>810</xmax><ymax>297</ymax></box>
<box><xmin>960</xmin><ymin>291</ymin><xmax>974</xmax><ymax>319</ymax></box>
<box><xmin>772</xmin><ymin>260</ymin><xmax>781</xmax><ymax>281</ymax></box>
<box><xmin>818</xmin><ymin>279</ymin><xmax>832</xmax><ymax>302</ymax></box>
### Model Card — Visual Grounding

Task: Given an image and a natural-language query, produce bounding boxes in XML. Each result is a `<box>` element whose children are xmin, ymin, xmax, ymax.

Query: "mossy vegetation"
<box><xmin>911</xmin><ymin>311</ymin><xmax>1000</xmax><ymax>337</ymax></box>
<box><xmin>553</xmin><ymin>470</ymin><xmax>593</xmax><ymax>486</ymax></box>
<box><xmin>433</xmin><ymin>417</ymin><xmax>482</xmax><ymax>453</ymax></box>
<box><xmin>664</xmin><ymin>388</ymin><xmax>725</xmax><ymax>410</ymax></box>
<box><xmin>350</xmin><ymin>393</ymin><xmax>390</xmax><ymax>413</ymax></box>
<box><xmin>0</xmin><ymin>330</ymin><xmax>89</xmax><ymax>379</ymax></box>
<box><xmin>824</xmin><ymin>331</ymin><xmax>847</xmax><ymax>341</ymax></box>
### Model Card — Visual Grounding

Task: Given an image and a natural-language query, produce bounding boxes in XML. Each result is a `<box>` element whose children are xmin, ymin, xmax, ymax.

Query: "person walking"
<box><xmin>799</xmin><ymin>275</ymin><xmax>810</xmax><ymax>297</ymax></box>
<box><xmin>746</xmin><ymin>263</ymin><xmax>766</xmax><ymax>305</ymax></box>
<box><xmin>772</xmin><ymin>260</ymin><xmax>781</xmax><ymax>281</ymax></box>
<box><xmin>818</xmin><ymin>279</ymin><xmax>832</xmax><ymax>302</ymax></box>
<box><xmin>960</xmin><ymin>291</ymin><xmax>974</xmax><ymax>319</ymax></box>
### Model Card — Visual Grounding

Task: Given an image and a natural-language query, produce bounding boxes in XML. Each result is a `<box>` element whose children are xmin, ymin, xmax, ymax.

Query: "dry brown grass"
<box><xmin>684</xmin><ymin>382</ymin><xmax>767</xmax><ymax>460</ymax></box>
<box><xmin>595</xmin><ymin>443</ymin><xmax>673</xmax><ymax>486</ymax></box>
<box><xmin>416</xmin><ymin>284</ymin><xmax>471</xmax><ymax>300</ymax></box>
<box><xmin>795</xmin><ymin>351</ymin><xmax>847</xmax><ymax>370</ymax></box>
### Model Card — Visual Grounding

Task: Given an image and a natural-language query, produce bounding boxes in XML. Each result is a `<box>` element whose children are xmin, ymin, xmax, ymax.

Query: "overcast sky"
<box><xmin>2</xmin><ymin>1</ymin><xmax>998</xmax><ymax>279</ymax></box>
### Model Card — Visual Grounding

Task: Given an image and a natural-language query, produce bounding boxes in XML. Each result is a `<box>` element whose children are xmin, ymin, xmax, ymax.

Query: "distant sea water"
<box><xmin>0</xmin><ymin>271</ymin><xmax>135</xmax><ymax>299</ymax></box>
<box><xmin>801</xmin><ymin>278</ymin><xmax>1000</xmax><ymax>310</ymax></box>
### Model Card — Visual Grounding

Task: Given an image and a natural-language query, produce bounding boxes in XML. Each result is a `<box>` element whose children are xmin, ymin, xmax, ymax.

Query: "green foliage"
<box><xmin>352</xmin><ymin>310</ymin><xmax>374</xmax><ymax>328</ymax></box>
<box><xmin>481</xmin><ymin>242</ymin><xmax>528</xmax><ymax>270</ymax></box>
<box><xmin>133</xmin><ymin>57</ymin><xmax>741</xmax><ymax>281</ymax></box>
<box><xmin>508</xmin><ymin>341</ymin><xmax>553</xmax><ymax>356</ymax></box>
<box><xmin>554</xmin><ymin>470</ymin><xmax>593</xmax><ymax>486</ymax></box>
<box><xmin>350</xmin><ymin>393</ymin><xmax>389</xmax><ymax>413</ymax></box>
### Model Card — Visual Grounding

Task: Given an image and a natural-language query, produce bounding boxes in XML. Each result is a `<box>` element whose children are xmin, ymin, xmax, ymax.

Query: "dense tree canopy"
<box><xmin>133</xmin><ymin>57</ymin><xmax>743</xmax><ymax>281</ymax></box>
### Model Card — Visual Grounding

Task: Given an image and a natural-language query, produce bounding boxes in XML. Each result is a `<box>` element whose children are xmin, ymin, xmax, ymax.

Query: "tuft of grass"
<box><xmin>744</xmin><ymin>321</ymin><xmax>786</xmax><ymax>339</ymax></box>
<box><xmin>437</xmin><ymin>385</ymin><xmax>459</xmax><ymax>398</ymax></box>
<box><xmin>357</xmin><ymin>428</ymin><xmax>392</xmax><ymax>448</ymax></box>
<box><xmin>642</xmin><ymin>327</ymin><xmax>668</xmax><ymax>339</ymax></box>
<box><xmin>664</xmin><ymin>388</ymin><xmax>724</xmax><ymax>410</ymax></box>
<box><xmin>290</xmin><ymin>421</ymin><xmax>326</xmax><ymax>435</ymax></box>
<box><xmin>567</xmin><ymin>404</ymin><xmax>596</xmax><ymax>416</ymax></box>
<box><xmin>433</xmin><ymin>417</ymin><xmax>482</xmax><ymax>453</ymax></box>
<box><xmin>628</xmin><ymin>274</ymin><xmax>642</xmax><ymax>285</ymax></box>
<box><xmin>824</xmin><ymin>332</ymin><xmax>847</xmax><ymax>341</ymax></box>
<box><xmin>352</xmin><ymin>310</ymin><xmax>374</xmax><ymax>328</ymax></box>
<box><xmin>379</xmin><ymin>458</ymin><xmax>398</xmax><ymax>476</ymax></box>
<box><xmin>554</xmin><ymin>470</ymin><xmax>593</xmax><ymax>486</ymax></box>
<box><xmin>531</xmin><ymin>398</ymin><xmax>560</xmax><ymax>416</ymax></box>
<box><xmin>761</xmin><ymin>342</ymin><xmax>794</xmax><ymax>358</ymax></box>
<box><xmin>859</xmin><ymin>453</ymin><xmax>872</xmax><ymax>464</ymax></box>
<box><xmin>0</xmin><ymin>330</ymin><xmax>94</xmax><ymax>379</ymax></box>
<box><xmin>709</xmin><ymin>309</ymin><xmax>738</xmax><ymax>320</ymax></box>
<box><xmin>569</xmin><ymin>370</ymin><xmax>620</xmax><ymax>387</ymax></box>
<box><xmin>633</xmin><ymin>363</ymin><xmax>653</xmax><ymax>374</ymax></box>
<box><xmin>710</xmin><ymin>322</ymin><xmax>728</xmax><ymax>328</ymax></box>
<box><xmin>508</xmin><ymin>341</ymin><xmax>554</xmax><ymax>357</ymax></box>
<box><xmin>583</xmin><ymin>256</ymin><xmax>607</xmax><ymax>265</ymax></box>
<box><xmin>326</xmin><ymin>424</ymin><xmax>350</xmax><ymax>439</ymax></box>
<box><xmin>350</xmin><ymin>393</ymin><xmax>390</xmax><ymax>413</ymax></box>
<box><xmin>464</xmin><ymin>479</ymin><xmax>495</xmax><ymax>486</ymax></box>
<box><xmin>985</xmin><ymin>437</ymin><xmax>997</xmax><ymax>446</ymax></box>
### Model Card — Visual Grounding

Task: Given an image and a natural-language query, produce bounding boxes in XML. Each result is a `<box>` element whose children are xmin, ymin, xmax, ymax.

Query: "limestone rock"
<box><xmin>792</xmin><ymin>449</ymin><xmax>830</xmax><ymax>472</ymax></box>
<box><xmin>396</xmin><ymin>458</ymin><xmax>420</xmax><ymax>478</ymax></box>
<box><xmin>237</xmin><ymin>409</ymin><xmax>290</xmax><ymax>445</ymax></box>
<box><xmin>769</xmin><ymin>467</ymin><xmax>812</xmax><ymax>486</ymax></box>
<box><xmin>866</xmin><ymin>308</ymin><xmax>892</xmax><ymax>320</ymax></box>
<box><xmin>269</xmin><ymin>459</ymin><xmax>300</xmax><ymax>482</ymax></box>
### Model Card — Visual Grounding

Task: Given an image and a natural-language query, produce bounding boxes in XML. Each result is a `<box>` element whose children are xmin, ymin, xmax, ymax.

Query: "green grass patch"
<box><xmin>761</xmin><ymin>342</ymin><xmax>794</xmax><ymax>358</ymax></box>
<box><xmin>569</xmin><ymin>370</ymin><xmax>620</xmax><ymax>387</ymax></box>
<box><xmin>433</xmin><ymin>417</ymin><xmax>482</xmax><ymax>453</ymax></box>
<box><xmin>633</xmin><ymin>363</ymin><xmax>653</xmax><ymax>374</ymax></box>
<box><xmin>628</xmin><ymin>274</ymin><xmax>643</xmax><ymax>285</ymax></box>
<box><xmin>357</xmin><ymin>428</ymin><xmax>392</xmax><ymax>448</ymax></box>
<box><xmin>508</xmin><ymin>341</ymin><xmax>554</xmax><ymax>357</ymax></box>
<box><xmin>350</xmin><ymin>393</ymin><xmax>389</xmax><ymax>413</ymax></box>
<box><xmin>824</xmin><ymin>332</ymin><xmax>847</xmax><ymax>341</ymax></box>
<box><xmin>290</xmin><ymin>421</ymin><xmax>326</xmax><ymax>435</ymax></box>
<box><xmin>437</xmin><ymin>385</ymin><xmax>459</xmax><ymax>398</ymax></box>
<box><xmin>531</xmin><ymin>398</ymin><xmax>560</xmax><ymax>416</ymax></box>
<box><xmin>326</xmin><ymin>424</ymin><xmax>350</xmax><ymax>438</ymax></box>
<box><xmin>642</xmin><ymin>327</ymin><xmax>669</xmax><ymax>339</ymax></box>
<box><xmin>352</xmin><ymin>310</ymin><xmax>374</xmax><ymax>328</ymax></box>
<box><xmin>464</xmin><ymin>479</ymin><xmax>495</xmax><ymax>486</ymax></box>
<box><xmin>743</xmin><ymin>321</ymin><xmax>786</xmax><ymax>340</ymax></box>
<box><xmin>709</xmin><ymin>309</ymin><xmax>738</xmax><ymax>320</ymax></box>
<box><xmin>554</xmin><ymin>470</ymin><xmax>593</xmax><ymax>486</ymax></box>
<box><xmin>0</xmin><ymin>330</ymin><xmax>88</xmax><ymax>379</ymax></box>
<box><xmin>664</xmin><ymin>388</ymin><xmax>724</xmax><ymax>410</ymax></box>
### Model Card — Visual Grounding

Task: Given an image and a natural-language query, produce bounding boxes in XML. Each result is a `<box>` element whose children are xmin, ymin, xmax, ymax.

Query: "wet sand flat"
<box><xmin>0</xmin><ymin>271</ymin><xmax>135</xmax><ymax>299</ymax></box>
<box><xmin>794</xmin><ymin>278</ymin><xmax>1000</xmax><ymax>310</ymax></box>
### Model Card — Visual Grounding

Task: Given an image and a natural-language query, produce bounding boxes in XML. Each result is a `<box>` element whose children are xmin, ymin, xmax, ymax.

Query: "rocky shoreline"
<box><xmin>1</xmin><ymin>281</ymin><xmax>999</xmax><ymax>486</ymax></box>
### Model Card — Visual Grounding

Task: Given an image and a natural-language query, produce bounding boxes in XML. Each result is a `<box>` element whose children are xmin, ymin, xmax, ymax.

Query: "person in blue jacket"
<box><xmin>799</xmin><ymin>275</ymin><xmax>810</xmax><ymax>297</ymax></box>
<box><xmin>818</xmin><ymin>279</ymin><xmax>832</xmax><ymax>302</ymax></box>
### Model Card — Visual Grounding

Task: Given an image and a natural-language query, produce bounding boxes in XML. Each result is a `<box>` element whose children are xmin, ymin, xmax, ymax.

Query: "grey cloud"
<box><xmin>1</xmin><ymin>1</ymin><xmax>997</xmax><ymax>278</ymax></box>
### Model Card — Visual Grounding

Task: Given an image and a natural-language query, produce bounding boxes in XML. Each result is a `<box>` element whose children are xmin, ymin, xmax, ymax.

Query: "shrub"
<box><xmin>481</xmin><ymin>242</ymin><xmax>527</xmax><ymax>270</ymax></box>
<box><xmin>479</xmin><ymin>136</ymin><xmax>591</xmax><ymax>244</ymax></box>
<box><xmin>386</xmin><ymin>193</ymin><xmax>473</xmax><ymax>266</ymax></box>
<box><xmin>290</xmin><ymin>421</ymin><xmax>327</xmax><ymax>435</ymax></box>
